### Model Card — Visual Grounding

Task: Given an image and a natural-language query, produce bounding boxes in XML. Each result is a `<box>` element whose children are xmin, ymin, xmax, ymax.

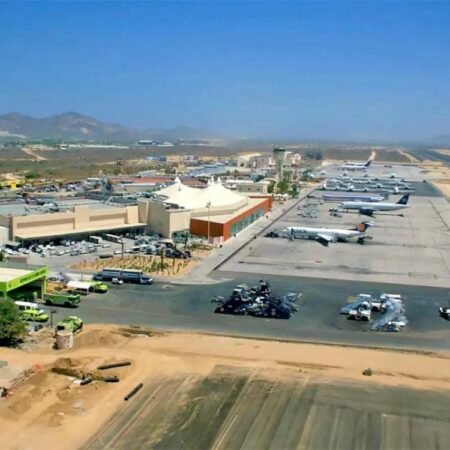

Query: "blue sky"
<box><xmin>0</xmin><ymin>1</ymin><xmax>449</xmax><ymax>140</ymax></box>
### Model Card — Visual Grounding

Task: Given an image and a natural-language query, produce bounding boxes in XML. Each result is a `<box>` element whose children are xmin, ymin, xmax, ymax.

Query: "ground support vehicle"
<box><xmin>212</xmin><ymin>281</ymin><xmax>300</xmax><ymax>320</ymax></box>
<box><xmin>348</xmin><ymin>302</ymin><xmax>372</xmax><ymax>321</ymax></box>
<box><xmin>55</xmin><ymin>316</ymin><xmax>83</xmax><ymax>333</ymax></box>
<box><xmin>439</xmin><ymin>306</ymin><xmax>450</xmax><ymax>320</ymax></box>
<box><xmin>15</xmin><ymin>301</ymin><xmax>49</xmax><ymax>322</ymax></box>
<box><xmin>91</xmin><ymin>281</ymin><xmax>108</xmax><ymax>293</ymax></box>
<box><xmin>44</xmin><ymin>292</ymin><xmax>81</xmax><ymax>307</ymax></box>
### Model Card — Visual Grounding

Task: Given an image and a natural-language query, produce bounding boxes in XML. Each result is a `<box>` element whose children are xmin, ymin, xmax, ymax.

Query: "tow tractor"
<box><xmin>348</xmin><ymin>301</ymin><xmax>371</xmax><ymax>321</ymax></box>
<box><xmin>439</xmin><ymin>306</ymin><xmax>450</xmax><ymax>320</ymax></box>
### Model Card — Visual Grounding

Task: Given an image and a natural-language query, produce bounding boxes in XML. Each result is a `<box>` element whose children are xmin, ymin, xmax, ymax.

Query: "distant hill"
<box><xmin>0</xmin><ymin>112</ymin><xmax>219</xmax><ymax>141</ymax></box>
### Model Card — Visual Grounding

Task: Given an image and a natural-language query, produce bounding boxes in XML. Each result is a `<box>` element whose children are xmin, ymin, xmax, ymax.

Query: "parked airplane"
<box><xmin>283</xmin><ymin>221</ymin><xmax>374</xmax><ymax>247</ymax></box>
<box><xmin>340</xmin><ymin>194</ymin><xmax>410</xmax><ymax>217</ymax></box>
<box><xmin>322</xmin><ymin>193</ymin><xmax>386</xmax><ymax>202</ymax></box>
<box><xmin>341</xmin><ymin>154</ymin><xmax>375</xmax><ymax>171</ymax></box>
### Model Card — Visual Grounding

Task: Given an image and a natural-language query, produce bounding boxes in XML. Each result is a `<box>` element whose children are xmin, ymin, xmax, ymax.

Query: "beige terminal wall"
<box><xmin>2</xmin><ymin>198</ymin><xmax>239</xmax><ymax>241</ymax></box>
<box><xmin>8</xmin><ymin>205</ymin><xmax>142</xmax><ymax>240</ymax></box>
<box><xmin>138</xmin><ymin>200</ymin><xmax>190</xmax><ymax>237</ymax></box>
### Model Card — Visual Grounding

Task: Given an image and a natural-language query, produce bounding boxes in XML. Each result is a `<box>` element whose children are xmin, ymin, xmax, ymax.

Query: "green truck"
<box><xmin>44</xmin><ymin>292</ymin><xmax>81</xmax><ymax>307</ymax></box>
<box><xmin>91</xmin><ymin>281</ymin><xmax>108</xmax><ymax>293</ymax></box>
<box><xmin>56</xmin><ymin>316</ymin><xmax>83</xmax><ymax>333</ymax></box>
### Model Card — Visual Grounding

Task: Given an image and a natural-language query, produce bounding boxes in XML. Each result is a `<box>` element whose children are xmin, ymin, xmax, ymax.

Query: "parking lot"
<box><xmin>221</xmin><ymin>164</ymin><xmax>450</xmax><ymax>288</ymax></box>
<box><xmin>24</xmin><ymin>233</ymin><xmax>190</xmax><ymax>271</ymax></box>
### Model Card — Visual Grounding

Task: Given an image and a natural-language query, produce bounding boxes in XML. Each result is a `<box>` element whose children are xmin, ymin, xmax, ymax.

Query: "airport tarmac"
<box><xmin>52</xmin><ymin>274</ymin><xmax>450</xmax><ymax>352</ymax></box>
<box><xmin>321</xmin><ymin>160</ymin><xmax>436</xmax><ymax>182</ymax></box>
<box><xmin>220</xmin><ymin>163</ymin><xmax>450</xmax><ymax>288</ymax></box>
<box><xmin>84</xmin><ymin>365</ymin><xmax>450</xmax><ymax>450</ymax></box>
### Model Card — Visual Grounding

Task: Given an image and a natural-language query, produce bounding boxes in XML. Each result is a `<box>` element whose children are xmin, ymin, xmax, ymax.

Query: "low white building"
<box><xmin>222</xmin><ymin>179</ymin><xmax>270</xmax><ymax>195</ymax></box>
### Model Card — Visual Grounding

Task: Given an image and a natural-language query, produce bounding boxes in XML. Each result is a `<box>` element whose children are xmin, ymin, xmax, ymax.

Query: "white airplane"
<box><xmin>340</xmin><ymin>194</ymin><xmax>410</xmax><ymax>217</ymax></box>
<box><xmin>341</xmin><ymin>156</ymin><xmax>374</xmax><ymax>171</ymax></box>
<box><xmin>283</xmin><ymin>221</ymin><xmax>374</xmax><ymax>247</ymax></box>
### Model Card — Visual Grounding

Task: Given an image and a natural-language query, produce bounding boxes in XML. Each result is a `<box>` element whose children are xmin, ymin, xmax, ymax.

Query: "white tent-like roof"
<box><xmin>155</xmin><ymin>177</ymin><xmax>198</xmax><ymax>198</ymax></box>
<box><xmin>198</xmin><ymin>182</ymin><xmax>248</xmax><ymax>208</ymax></box>
<box><xmin>155</xmin><ymin>179</ymin><xmax>248</xmax><ymax>210</ymax></box>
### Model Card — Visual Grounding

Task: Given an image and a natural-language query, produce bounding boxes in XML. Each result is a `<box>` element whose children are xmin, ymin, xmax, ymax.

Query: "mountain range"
<box><xmin>0</xmin><ymin>112</ymin><xmax>218</xmax><ymax>141</ymax></box>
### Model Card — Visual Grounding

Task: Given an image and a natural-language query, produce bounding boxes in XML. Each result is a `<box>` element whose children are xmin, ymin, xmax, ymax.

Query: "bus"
<box><xmin>104</xmin><ymin>234</ymin><xmax>123</xmax><ymax>243</ymax></box>
<box><xmin>93</xmin><ymin>268</ymin><xmax>153</xmax><ymax>285</ymax></box>
<box><xmin>89</xmin><ymin>235</ymin><xmax>103</xmax><ymax>245</ymax></box>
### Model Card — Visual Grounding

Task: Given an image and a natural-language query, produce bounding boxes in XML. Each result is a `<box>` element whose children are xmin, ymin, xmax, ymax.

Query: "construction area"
<box><xmin>1</xmin><ymin>327</ymin><xmax>450</xmax><ymax>450</ymax></box>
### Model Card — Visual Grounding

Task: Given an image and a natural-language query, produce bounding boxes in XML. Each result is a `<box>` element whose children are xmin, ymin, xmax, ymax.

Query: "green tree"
<box><xmin>290</xmin><ymin>184</ymin><xmax>299</xmax><ymax>198</ymax></box>
<box><xmin>268</xmin><ymin>181</ymin><xmax>275</xmax><ymax>194</ymax></box>
<box><xmin>277</xmin><ymin>180</ymin><xmax>290</xmax><ymax>195</ymax></box>
<box><xmin>0</xmin><ymin>300</ymin><xmax>26</xmax><ymax>345</ymax></box>
<box><xmin>25</xmin><ymin>171</ymin><xmax>40</xmax><ymax>179</ymax></box>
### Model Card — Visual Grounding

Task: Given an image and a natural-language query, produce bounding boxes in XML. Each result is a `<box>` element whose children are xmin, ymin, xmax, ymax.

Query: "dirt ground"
<box><xmin>2</xmin><ymin>326</ymin><xmax>450</xmax><ymax>450</ymax></box>
<box><xmin>71</xmin><ymin>249</ymin><xmax>211</xmax><ymax>278</ymax></box>
<box><xmin>432</xmin><ymin>178</ymin><xmax>450</xmax><ymax>197</ymax></box>
<box><xmin>398</xmin><ymin>149</ymin><xmax>420</xmax><ymax>163</ymax></box>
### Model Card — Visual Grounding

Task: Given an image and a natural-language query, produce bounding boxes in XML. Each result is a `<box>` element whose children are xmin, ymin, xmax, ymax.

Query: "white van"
<box><xmin>14</xmin><ymin>301</ymin><xmax>49</xmax><ymax>322</ymax></box>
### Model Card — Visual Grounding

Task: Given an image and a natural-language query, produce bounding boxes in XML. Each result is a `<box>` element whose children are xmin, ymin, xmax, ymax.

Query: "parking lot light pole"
<box><xmin>50</xmin><ymin>308</ymin><xmax>58</xmax><ymax>328</ymax></box>
<box><xmin>206</xmin><ymin>201</ymin><xmax>211</xmax><ymax>244</ymax></box>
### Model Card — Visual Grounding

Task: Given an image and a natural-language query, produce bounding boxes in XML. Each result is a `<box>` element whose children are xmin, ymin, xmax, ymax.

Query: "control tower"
<box><xmin>273</xmin><ymin>147</ymin><xmax>286</xmax><ymax>181</ymax></box>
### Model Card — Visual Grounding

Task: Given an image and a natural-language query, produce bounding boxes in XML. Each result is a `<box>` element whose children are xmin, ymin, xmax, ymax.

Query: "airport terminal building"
<box><xmin>0</xmin><ymin>179</ymin><xmax>271</xmax><ymax>244</ymax></box>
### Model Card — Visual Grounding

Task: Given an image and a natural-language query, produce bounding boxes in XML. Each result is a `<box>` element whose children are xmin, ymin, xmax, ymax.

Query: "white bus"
<box><xmin>89</xmin><ymin>236</ymin><xmax>103</xmax><ymax>245</ymax></box>
<box><xmin>104</xmin><ymin>234</ymin><xmax>123</xmax><ymax>243</ymax></box>
<box><xmin>93</xmin><ymin>268</ymin><xmax>153</xmax><ymax>284</ymax></box>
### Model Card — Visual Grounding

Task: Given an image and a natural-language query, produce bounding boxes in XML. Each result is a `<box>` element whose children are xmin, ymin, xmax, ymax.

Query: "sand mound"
<box><xmin>51</xmin><ymin>357</ymin><xmax>114</xmax><ymax>381</ymax></box>
<box><xmin>74</xmin><ymin>329</ymin><xmax>129</xmax><ymax>348</ymax></box>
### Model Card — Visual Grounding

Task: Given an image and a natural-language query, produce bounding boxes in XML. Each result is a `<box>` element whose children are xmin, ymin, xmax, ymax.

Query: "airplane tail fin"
<box><xmin>352</xmin><ymin>221</ymin><xmax>374</xmax><ymax>232</ymax></box>
<box><xmin>397</xmin><ymin>193</ymin><xmax>410</xmax><ymax>205</ymax></box>
<box><xmin>364</xmin><ymin>151</ymin><xmax>376</xmax><ymax>167</ymax></box>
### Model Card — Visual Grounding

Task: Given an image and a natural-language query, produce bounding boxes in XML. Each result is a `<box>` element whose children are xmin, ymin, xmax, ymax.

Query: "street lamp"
<box><xmin>206</xmin><ymin>201</ymin><xmax>211</xmax><ymax>244</ymax></box>
<box><xmin>50</xmin><ymin>308</ymin><xmax>58</xmax><ymax>328</ymax></box>
<box><xmin>120</xmin><ymin>239</ymin><xmax>125</xmax><ymax>260</ymax></box>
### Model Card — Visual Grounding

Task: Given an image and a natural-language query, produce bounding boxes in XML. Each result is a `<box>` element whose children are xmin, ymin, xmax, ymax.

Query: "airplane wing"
<box><xmin>316</xmin><ymin>233</ymin><xmax>333</xmax><ymax>247</ymax></box>
<box><xmin>359</xmin><ymin>207</ymin><xmax>374</xmax><ymax>217</ymax></box>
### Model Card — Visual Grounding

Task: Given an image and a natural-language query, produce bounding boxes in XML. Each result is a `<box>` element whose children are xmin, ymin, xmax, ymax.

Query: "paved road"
<box><xmin>84</xmin><ymin>365</ymin><xmax>450</xmax><ymax>450</ymax></box>
<box><xmin>408</xmin><ymin>148</ymin><xmax>450</xmax><ymax>165</ymax></box>
<box><xmin>55</xmin><ymin>273</ymin><xmax>450</xmax><ymax>352</ymax></box>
